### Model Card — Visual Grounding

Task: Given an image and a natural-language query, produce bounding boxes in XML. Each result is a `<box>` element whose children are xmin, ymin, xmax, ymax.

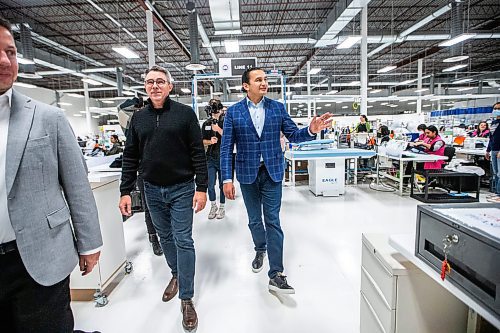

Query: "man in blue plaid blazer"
<box><xmin>220</xmin><ymin>67</ymin><xmax>332</xmax><ymax>294</ymax></box>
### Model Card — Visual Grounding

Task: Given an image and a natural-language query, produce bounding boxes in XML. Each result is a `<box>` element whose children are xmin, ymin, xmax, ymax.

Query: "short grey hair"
<box><xmin>144</xmin><ymin>65</ymin><xmax>172</xmax><ymax>83</ymax></box>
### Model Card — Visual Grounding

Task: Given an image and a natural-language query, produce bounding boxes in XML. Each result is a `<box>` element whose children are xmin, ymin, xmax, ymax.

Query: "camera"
<box><xmin>204</xmin><ymin>99</ymin><xmax>223</xmax><ymax>118</ymax></box>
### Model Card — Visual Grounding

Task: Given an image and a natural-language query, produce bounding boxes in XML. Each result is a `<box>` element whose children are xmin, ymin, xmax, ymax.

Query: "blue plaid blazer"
<box><xmin>220</xmin><ymin>97</ymin><xmax>315</xmax><ymax>184</ymax></box>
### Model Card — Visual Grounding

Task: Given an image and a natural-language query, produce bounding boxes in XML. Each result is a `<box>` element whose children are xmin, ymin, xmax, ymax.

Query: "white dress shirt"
<box><xmin>247</xmin><ymin>97</ymin><xmax>265</xmax><ymax>137</ymax></box>
<box><xmin>0</xmin><ymin>89</ymin><xmax>15</xmax><ymax>244</ymax></box>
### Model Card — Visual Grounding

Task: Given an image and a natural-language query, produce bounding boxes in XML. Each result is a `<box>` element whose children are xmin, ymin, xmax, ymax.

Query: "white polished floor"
<box><xmin>72</xmin><ymin>182</ymin><xmax>475</xmax><ymax>333</ymax></box>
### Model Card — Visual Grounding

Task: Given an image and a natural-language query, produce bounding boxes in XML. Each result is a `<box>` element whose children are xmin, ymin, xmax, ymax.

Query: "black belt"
<box><xmin>0</xmin><ymin>240</ymin><xmax>17</xmax><ymax>255</ymax></box>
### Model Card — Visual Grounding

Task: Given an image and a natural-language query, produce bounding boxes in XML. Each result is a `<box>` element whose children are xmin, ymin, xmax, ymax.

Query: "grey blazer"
<box><xmin>6</xmin><ymin>91</ymin><xmax>103</xmax><ymax>286</ymax></box>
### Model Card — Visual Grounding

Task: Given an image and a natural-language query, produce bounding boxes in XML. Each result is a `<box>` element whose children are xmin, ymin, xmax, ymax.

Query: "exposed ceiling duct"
<box><xmin>368</xmin><ymin>4</ymin><xmax>452</xmax><ymax>58</ymax></box>
<box><xmin>208</xmin><ymin>0</ymin><xmax>241</xmax><ymax>35</ymax></box>
<box><xmin>313</xmin><ymin>0</ymin><xmax>372</xmax><ymax>48</ymax></box>
<box><xmin>450</xmin><ymin>0</ymin><xmax>464</xmax><ymax>57</ymax></box>
<box><xmin>205</xmin><ymin>33</ymin><xmax>500</xmax><ymax>48</ymax></box>
<box><xmin>186</xmin><ymin>1</ymin><xmax>205</xmax><ymax>70</ymax></box>
<box><xmin>13</xmin><ymin>24</ymin><xmax>105</xmax><ymax>67</ymax></box>
<box><xmin>18</xmin><ymin>24</ymin><xmax>41</xmax><ymax>79</ymax></box>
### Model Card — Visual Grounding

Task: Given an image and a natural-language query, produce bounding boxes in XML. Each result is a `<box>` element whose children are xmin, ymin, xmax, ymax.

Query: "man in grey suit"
<box><xmin>0</xmin><ymin>18</ymin><xmax>103</xmax><ymax>332</ymax></box>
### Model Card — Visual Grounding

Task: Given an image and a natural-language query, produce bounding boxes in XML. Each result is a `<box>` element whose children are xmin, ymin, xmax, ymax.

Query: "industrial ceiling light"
<box><xmin>325</xmin><ymin>104</ymin><xmax>332</xmax><ymax>106</ymax></box>
<box><xmin>337</xmin><ymin>36</ymin><xmax>362</xmax><ymax>49</ymax></box>
<box><xmin>408</xmin><ymin>101</ymin><xmax>416</xmax><ymax>105</ymax></box>
<box><xmin>224</xmin><ymin>39</ymin><xmax>239</xmax><ymax>53</ymax></box>
<box><xmin>369</xmin><ymin>89</ymin><xmax>383</xmax><ymax>94</ymax></box>
<box><xmin>86</xmin><ymin>0</ymin><xmax>103</xmax><ymax>12</ymax></box>
<box><xmin>309</xmin><ymin>68</ymin><xmax>321</xmax><ymax>75</ymax></box>
<box><xmin>58</xmin><ymin>102</ymin><xmax>72</xmax><ymax>106</ymax></box>
<box><xmin>326</xmin><ymin>90</ymin><xmax>338</xmax><ymax>94</ymax></box>
<box><xmin>122</xmin><ymin>91</ymin><xmax>135</xmax><ymax>96</ymax></box>
<box><xmin>414</xmin><ymin>88</ymin><xmax>429</xmax><ymax>93</ymax></box>
<box><xmin>122</xmin><ymin>28</ymin><xmax>136</xmax><ymax>39</ymax></box>
<box><xmin>112</xmin><ymin>46</ymin><xmax>140</xmax><ymax>59</ymax></box>
<box><xmin>17</xmin><ymin>72</ymin><xmax>43</xmax><ymax>79</ymax></box>
<box><xmin>377</xmin><ymin>65</ymin><xmax>397</xmax><ymax>73</ymax></box>
<box><xmin>67</xmin><ymin>93</ymin><xmax>85</xmax><ymax>98</ymax></box>
<box><xmin>439</xmin><ymin>33</ymin><xmax>476</xmax><ymax>47</ymax></box>
<box><xmin>443</xmin><ymin>55</ymin><xmax>469</xmax><ymax>63</ymax></box>
<box><xmin>442</xmin><ymin>64</ymin><xmax>468</xmax><ymax>72</ymax></box>
<box><xmin>181</xmin><ymin>88</ymin><xmax>191</xmax><ymax>94</ymax></box>
<box><xmin>101</xmin><ymin>100</ymin><xmax>115</xmax><ymax>104</ymax></box>
<box><xmin>214</xmin><ymin>30</ymin><xmax>242</xmax><ymax>35</ymax></box>
<box><xmin>452</xmin><ymin>78</ymin><xmax>474</xmax><ymax>84</ymax></box>
<box><xmin>81</xmin><ymin>78</ymin><xmax>103</xmax><ymax>86</ymax></box>
<box><xmin>348</xmin><ymin>81</ymin><xmax>360</xmax><ymax>86</ymax></box>
<box><xmin>17</xmin><ymin>57</ymin><xmax>35</xmax><ymax>65</ymax></box>
<box><xmin>13</xmin><ymin>82</ymin><xmax>36</xmax><ymax>88</ymax></box>
<box><xmin>104</xmin><ymin>13</ymin><xmax>122</xmax><ymax>27</ymax></box>
<box><xmin>186</xmin><ymin>63</ymin><xmax>206</xmax><ymax>71</ymax></box>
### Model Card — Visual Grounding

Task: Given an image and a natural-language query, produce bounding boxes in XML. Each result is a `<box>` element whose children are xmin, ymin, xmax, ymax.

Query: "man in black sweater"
<box><xmin>119</xmin><ymin>65</ymin><xmax>207</xmax><ymax>332</ymax></box>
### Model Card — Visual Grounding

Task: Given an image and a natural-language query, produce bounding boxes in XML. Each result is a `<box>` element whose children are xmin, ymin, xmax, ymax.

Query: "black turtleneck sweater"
<box><xmin>120</xmin><ymin>97</ymin><xmax>208</xmax><ymax>196</ymax></box>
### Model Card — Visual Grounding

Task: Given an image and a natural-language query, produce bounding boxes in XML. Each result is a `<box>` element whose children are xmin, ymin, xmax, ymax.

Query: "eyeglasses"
<box><xmin>145</xmin><ymin>79</ymin><xmax>168</xmax><ymax>87</ymax></box>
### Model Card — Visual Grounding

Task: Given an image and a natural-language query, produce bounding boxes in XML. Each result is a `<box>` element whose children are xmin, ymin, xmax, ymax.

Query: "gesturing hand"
<box><xmin>309</xmin><ymin>112</ymin><xmax>333</xmax><ymax>134</ymax></box>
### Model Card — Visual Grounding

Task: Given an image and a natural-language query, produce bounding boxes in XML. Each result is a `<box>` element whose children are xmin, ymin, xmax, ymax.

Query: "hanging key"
<box><xmin>440</xmin><ymin>249</ymin><xmax>451</xmax><ymax>281</ymax></box>
<box><xmin>440</xmin><ymin>234</ymin><xmax>458</xmax><ymax>281</ymax></box>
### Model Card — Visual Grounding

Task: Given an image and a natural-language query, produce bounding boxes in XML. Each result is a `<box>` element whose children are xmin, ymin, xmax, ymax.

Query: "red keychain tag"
<box><xmin>440</xmin><ymin>259</ymin><xmax>451</xmax><ymax>281</ymax></box>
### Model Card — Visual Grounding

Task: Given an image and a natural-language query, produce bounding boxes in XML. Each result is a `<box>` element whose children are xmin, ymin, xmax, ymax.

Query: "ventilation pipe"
<box><xmin>116</xmin><ymin>67</ymin><xmax>123</xmax><ymax>97</ymax></box>
<box><xmin>19</xmin><ymin>24</ymin><xmax>41</xmax><ymax>79</ymax></box>
<box><xmin>186</xmin><ymin>2</ymin><xmax>205</xmax><ymax>70</ymax></box>
<box><xmin>450</xmin><ymin>0</ymin><xmax>464</xmax><ymax>57</ymax></box>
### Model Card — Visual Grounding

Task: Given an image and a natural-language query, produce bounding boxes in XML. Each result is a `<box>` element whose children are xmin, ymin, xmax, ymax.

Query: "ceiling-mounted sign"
<box><xmin>219</xmin><ymin>57</ymin><xmax>257</xmax><ymax>77</ymax></box>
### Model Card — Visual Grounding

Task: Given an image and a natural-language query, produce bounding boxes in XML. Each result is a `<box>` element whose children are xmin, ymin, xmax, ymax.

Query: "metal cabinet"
<box><xmin>361</xmin><ymin>233</ymin><xmax>468</xmax><ymax>333</ymax></box>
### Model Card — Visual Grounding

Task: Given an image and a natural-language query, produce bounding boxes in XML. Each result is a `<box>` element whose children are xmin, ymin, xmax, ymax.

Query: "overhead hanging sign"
<box><xmin>219</xmin><ymin>57</ymin><xmax>257</xmax><ymax>77</ymax></box>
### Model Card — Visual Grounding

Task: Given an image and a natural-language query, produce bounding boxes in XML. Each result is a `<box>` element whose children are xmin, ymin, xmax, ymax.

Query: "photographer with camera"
<box><xmin>202</xmin><ymin>98</ymin><xmax>226</xmax><ymax>219</ymax></box>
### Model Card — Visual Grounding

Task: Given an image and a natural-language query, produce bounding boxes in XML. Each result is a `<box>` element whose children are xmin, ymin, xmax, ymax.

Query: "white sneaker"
<box><xmin>208</xmin><ymin>205</ymin><xmax>218</xmax><ymax>219</ymax></box>
<box><xmin>216</xmin><ymin>207</ymin><xmax>225</xmax><ymax>219</ymax></box>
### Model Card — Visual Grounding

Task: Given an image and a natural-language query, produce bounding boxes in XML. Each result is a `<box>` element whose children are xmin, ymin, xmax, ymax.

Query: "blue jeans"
<box><xmin>240</xmin><ymin>166</ymin><xmax>283</xmax><ymax>279</ymax></box>
<box><xmin>207</xmin><ymin>156</ymin><xmax>225</xmax><ymax>204</ymax></box>
<box><xmin>143</xmin><ymin>180</ymin><xmax>195</xmax><ymax>299</ymax></box>
<box><xmin>492</xmin><ymin>151</ymin><xmax>500</xmax><ymax>195</ymax></box>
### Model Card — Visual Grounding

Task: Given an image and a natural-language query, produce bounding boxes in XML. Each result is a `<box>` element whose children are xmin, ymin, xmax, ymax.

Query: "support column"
<box><xmin>83</xmin><ymin>82</ymin><xmax>92</xmax><ymax>135</ymax></box>
<box><xmin>437</xmin><ymin>83</ymin><xmax>442</xmax><ymax>110</ymax></box>
<box><xmin>417</xmin><ymin>59</ymin><xmax>423</xmax><ymax>114</ymax></box>
<box><xmin>192</xmin><ymin>77</ymin><xmax>198</xmax><ymax>119</ymax></box>
<box><xmin>360</xmin><ymin>3</ymin><xmax>368</xmax><ymax>116</ymax></box>
<box><xmin>307</xmin><ymin>61</ymin><xmax>312</xmax><ymax>119</ymax></box>
<box><xmin>146</xmin><ymin>10</ymin><xmax>155</xmax><ymax>68</ymax></box>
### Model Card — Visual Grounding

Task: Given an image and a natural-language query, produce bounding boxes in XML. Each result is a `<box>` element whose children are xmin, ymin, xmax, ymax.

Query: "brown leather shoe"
<box><xmin>181</xmin><ymin>299</ymin><xmax>198</xmax><ymax>332</ymax></box>
<box><xmin>162</xmin><ymin>276</ymin><xmax>178</xmax><ymax>302</ymax></box>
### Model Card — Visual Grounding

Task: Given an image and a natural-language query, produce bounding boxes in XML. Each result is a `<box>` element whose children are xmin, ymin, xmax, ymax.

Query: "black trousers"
<box><xmin>0</xmin><ymin>248</ymin><xmax>73</xmax><ymax>333</ymax></box>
